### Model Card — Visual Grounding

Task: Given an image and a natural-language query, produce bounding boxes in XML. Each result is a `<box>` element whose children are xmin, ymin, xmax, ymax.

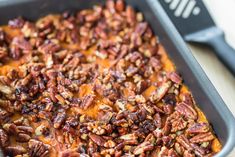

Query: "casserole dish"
<box><xmin>0</xmin><ymin>0</ymin><xmax>234</xmax><ymax>156</ymax></box>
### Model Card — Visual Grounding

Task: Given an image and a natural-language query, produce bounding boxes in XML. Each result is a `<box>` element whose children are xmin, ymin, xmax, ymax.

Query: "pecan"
<box><xmin>187</xmin><ymin>123</ymin><xmax>210</xmax><ymax>134</ymax></box>
<box><xmin>190</xmin><ymin>132</ymin><xmax>214</xmax><ymax>143</ymax></box>
<box><xmin>104</xmin><ymin>140</ymin><xmax>116</xmax><ymax>148</ymax></box>
<box><xmin>158</xmin><ymin>146</ymin><xmax>168</xmax><ymax>156</ymax></box>
<box><xmin>167</xmin><ymin>72</ymin><xmax>182</xmax><ymax>84</ymax></box>
<box><xmin>153</xmin><ymin>113</ymin><xmax>162</xmax><ymax>128</ymax></box>
<box><xmin>28</xmin><ymin>139</ymin><xmax>49</xmax><ymax>157</ymax></box>
<box><xmin>120</xmin><ymin>133</ymin><xmax>138</xmax><ymax>141</ymax></box>
<box><xmin>5</xmin><ymin>145</ymin><xmax>27</xmax><ymax>156</ymax></box>
<box><xmin>133</xmin><ymin>141</ymin><xmax>154</xmax><ymax>155</ymax></box>
<box><xmin>174</xmin><ymin>142</ymin><xmax>184</xmax><ymax>156</ymax></box>
<box><xmin>162</xmin><ymin>93</ymin><xmax>177</xmax><ymax>106</ymax></box>
<box><xmin>176</xmin><ymin>135</ymin><xmax>193</xmax><ymax>151</ymax></box>
<box><xmin>0</xmin><ymin>129</ymin><xmax>9</xmax><ymax>147</ymax></box>
<box><xmin>12</xmin><ymin>37</ymin><xmax>32</xmax><ymax>51</ymax></box>
<box><xmin>0</xmin><ymin>47</ymin><xmax>8</xmax><ymax>59</ymax></box>
<box><xmin>0</xmin><ymin>29</ymin><xmax>4</xmax><ymax>42</ymax></box>
<box><xmin>136</xmin><ymin>80</ymin><xmax>149</xmax><ymax>94</ymax></box>
<box><xmin>115</xmin><ymin>0</ymin><xmax>125</xmax><ymax>12</ymax></box>
<box><xmin>80</xmin><ymin>94</ymin><xmax>95</xmax><ymax>110</ymax></box>
<box><xmin>21</xmin><ymin>22</ymin><xmax>38</xmax><ymax>37</ymax></box>
<box><xmin>182</xmin><ymin>93</ymin><xmax>194</xmax><ymax>106</ymax></box>
<box><xmin>162</xmin><ymin>120</ymin><xmax>171</xmax><ymax>136</ymax></box>
<box><xmin>125</xmin><ymin>65</ymin><xmax>138</xmax><ymax>77</ymax></box>
<box><xmin>38</xmin><ymin>41</ymin><xmax>60</xmax><ymax>54</ymax></box>
<box><xmin>149</xmin><ymin>57</ymin><xmax>162</xmax><ymax>72</ymax></box>
<box><xmin>3</xmin><ymin>123</ymin><xmax>18</xmax><ymax>134</ymax></box>
<box><xmin>0</xmin><ymin>82</ymin><xmax>14</xmax><ymax>95</ymax></box>
<box><xmin>175</xmin><ymin>102</ymin><xmax>197</xmax><ymax>120</ymax></box>
<box><xmin>183</xmin><ymin>150</ymin><xmax>195</xmax><ymax>157</ymax></box>
<box><xmin>171</xmin><ymin>117</ymin><xmax>187</xmax><ymax>132</ymax></box>
<box><xmin>8</xmin><ymin>17</ymin><xmax>25</xmax><ymax>28</ymax></box>
<box><xmin>162</xmin><ymin>135</ymin><xmax>174</xmax><ymax>147</ymax></box>
<box><xmin>16</xmin><ymin>133</ymin><xmax>31</xmax><ymax>142</ymax></box>
<box><xmin>17</xmin><ymin>125</ymin><xmax>34</xmax><ymax>134</ymax></box>
<box><xmin>60</xmin><ymin>150</ymin><xmax>82</xmax><ymax>157</ymax></box>
<box><xmin>0</xmin><ymin>108</ymin><xmax>10</xmax><ymax>124</ymax></box>
<box><xmin>135</xmin><ymin>22</ymin><xmax>148</xmax><ymax>36</ymax></box>
<box><xmin>89</xmin><ymin>134</ymin><xmax>105</xmax><ymax>146</ymax></box>
<box><xmin>126</xmin><ymin>6</ymin><xmax>136</xmax><ymax>24</ymax></box>
<box><xmin>158</xmin><ymin>147</ymin><xmax>178</xmax><ymax>157</ymax></box>
<box><xmin>168</xmin><ymin>148</ymin><xmax>179</xmax><ymax>157</ymax></box>
<box><xmin>191</xmin><ymin>143</ymin><xmax>206</xmax><ymax>156</ymax></box>
<box><xmin>163</xmin><ymin>104</ymin><xmax>174</xmax><ymax>115</ymax></box>
<box><xmin>106</xmin><ymin>0</ymin><xmax>115</xmax><ymax>13</ymax></box>
<box><xmin>53</xmin><ymin>109</ymin><xmax>66</xmax><ymax>129</ymax></box>
<box><xmin>150</xmin><ymin>81</ymin><xmax>171</xmax><ymax>103</ymax></box>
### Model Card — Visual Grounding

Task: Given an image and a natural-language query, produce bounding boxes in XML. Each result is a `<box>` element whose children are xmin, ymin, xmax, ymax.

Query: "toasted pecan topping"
<box><xmin>0</xmin><ymin>0</ymin><xmax>221</xmax><ymax>156</ymax></box>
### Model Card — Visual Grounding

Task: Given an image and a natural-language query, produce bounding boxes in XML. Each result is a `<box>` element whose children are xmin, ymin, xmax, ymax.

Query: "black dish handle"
<box><xmin>185</xmin><ymin>27</ymin><xmax>235</xmax><ymax>75</ymax></box>
<box><xmin>207</xmin><ymin>33</ymin><xmax>235</xmax><ymax>75</ymax></box>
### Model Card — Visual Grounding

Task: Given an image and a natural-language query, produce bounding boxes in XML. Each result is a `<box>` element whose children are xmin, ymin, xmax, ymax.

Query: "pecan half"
<box><xmin>16</xmin><ymin>133</ymin><xmax>31</xmax><ymax>142</ymax></box>
<box><xmin>187</xmin><ymin>123</ymin><xmax>210</xmax><ymax>134</ymax></box>
<box><xmin>5</xmin><ymin>145</ymin><xmax>27</xmax><ymax>156</ymax></box>
<box><xmin>175</xmin><ymin>102</ymin><xmax>197</xmax><ymax>120</ymax></box>
<box><xmin>176</xmin><ymin>135</ymin><xmax>192</xmax><ymax>151</ymax></box>
<box><xmin>190</xmin><ymin>132</ymin><xmax>214</xmax><ymax>143</ymax></box>
<box><xmin>28</xmin><ymin>139</ymin><xmax>50</xmax><ymax>157</ymax></box>
<box><xmin>89</xmin><ymin>134</ymin><xmax>105</xmax><ymax>146</ymax></box>
<box><xmin>167</xmin><ymin>72</ymin><xmax>182</xmax><ymax>84</ymax></box>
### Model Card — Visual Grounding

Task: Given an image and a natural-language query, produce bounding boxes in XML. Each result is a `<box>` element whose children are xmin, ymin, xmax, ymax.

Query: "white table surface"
<box><xmin>189</xmin><ymin>0</ymin><xmax>235</xmax><ymax>156</ymax></box>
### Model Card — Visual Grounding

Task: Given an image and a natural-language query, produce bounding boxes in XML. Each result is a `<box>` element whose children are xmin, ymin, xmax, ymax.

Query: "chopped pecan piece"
<box><xmin>181</xmin><ymin>93</ymin><xmax>194</xmax><ymax>106</ymax></box>
<box><xmin>135</xmin><ymin>22</ymin><xmax>148</xmax><ymax>36</ymax></box>
<box><xmin>80</xmin><ymin>94</ymin><xmax>95</xmax><ymax>110</ymax></box>
<box><xmin>8</xmin><ymin>17</ymin><xmax>25</xmax><ymax>28</ymax></box>
<box><xmin>0</xmin><ymin>47</ymin><xmax>8</xmax><ymax>59</ymax></box>
<box><xmin>133</xmin><ymin>141</ymin><xmax>154</xmax><ymax>155</ymax></box>
<box><xmin>150</xmin><ymin>81</ymin><xmax>171</xmax><ymax>103</ymax></box>
<box><xmin>149</xmin><ymin>57</ymin><xmax>162</xmax><ymax>72</ymax></box>
<box><xmin>12</xmin><ymin>37</ymin><xmax>32</xmax><ymax>51</ymax></box>
<box><xmin>183</xmin><ymin>150</ymin><xmax>195</xmax><ymax>157</ymax></box>
<box><xmin>115</xmin><ymin>0</ymin><xmax>125</xmax><ymax>12</ymax></box>
<box><xmin>0</xmin><ymin>129</ymin><xmax>9</xmax><ymax>147</ymax></box>
<box><xmin>38</xmin><ymin>41</ymin><xmax>60</xmax><ymax>54</ymax></box>
<box><xmin>53</xmin><ymin>109</ymin><xmax>66</xmax><ymax>129</ymax></box>
<box><xmin>126</xmin><ymin>6</ymin><xmax>136</xmax><ymax>24</ymax></box>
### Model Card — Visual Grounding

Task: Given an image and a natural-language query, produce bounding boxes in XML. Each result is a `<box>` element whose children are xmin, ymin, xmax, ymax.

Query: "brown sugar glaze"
<box><xmin>0</xmin><ymin>0</ymin><xmax>221</xmax><ymax>156</ymax></box>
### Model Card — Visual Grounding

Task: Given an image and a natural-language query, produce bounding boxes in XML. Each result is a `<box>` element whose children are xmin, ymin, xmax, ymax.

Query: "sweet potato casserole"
<box><xmin>0</xmin><ymin>0</ymin><xmax>221</xmax><ymax>156</ymax></box>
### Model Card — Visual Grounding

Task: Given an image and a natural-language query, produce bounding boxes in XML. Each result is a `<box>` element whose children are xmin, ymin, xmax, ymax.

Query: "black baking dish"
<box><xmin>0</xmin><ymin>0</ymin><xmax>234</xmax><ymax>156</ymax></box>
